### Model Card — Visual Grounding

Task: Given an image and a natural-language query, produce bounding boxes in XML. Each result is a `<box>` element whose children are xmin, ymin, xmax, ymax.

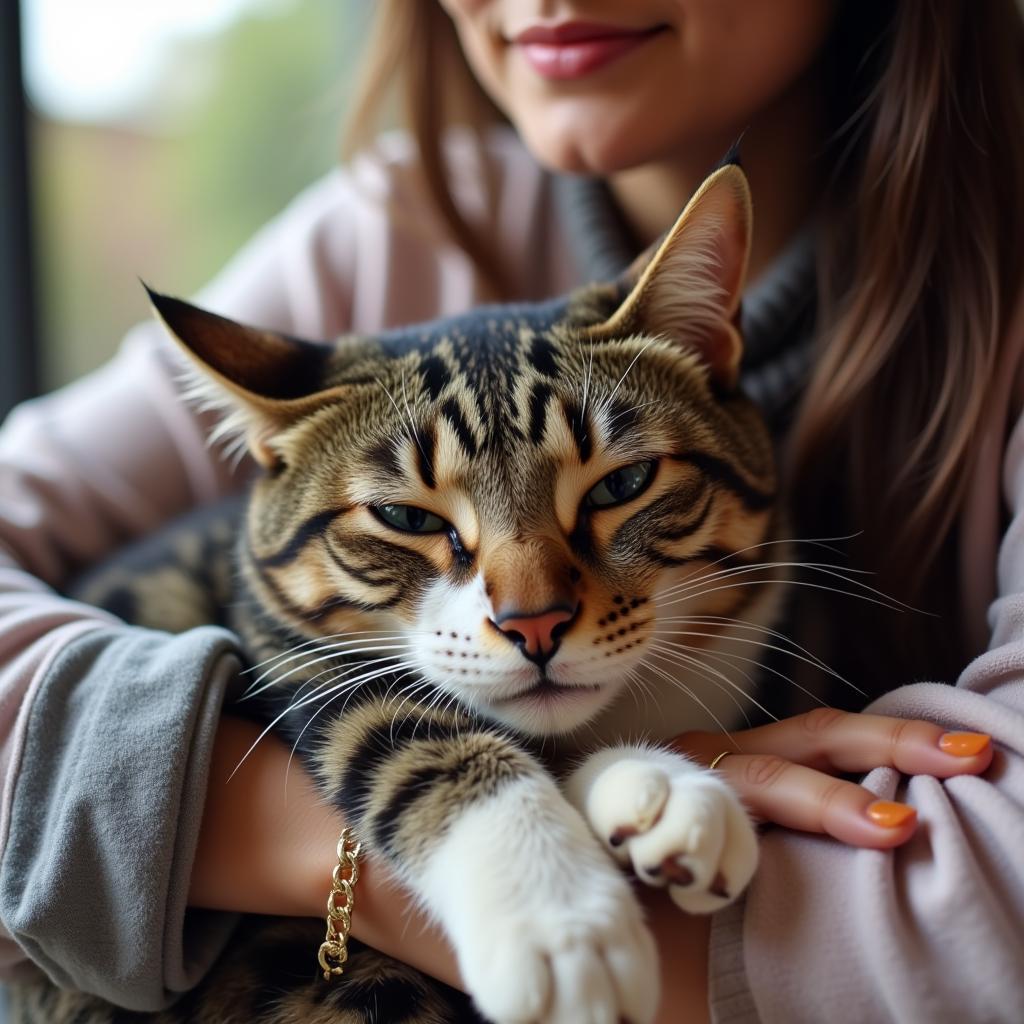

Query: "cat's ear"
<box><xmin>145</xmin><ymin>287</ymin><xmax>338</xmax><ymax>469</ymax></box>
<box><xmin>596</xmin><ymin>161</ymin><xmax>752</xmax><ymax>390</ymax></box>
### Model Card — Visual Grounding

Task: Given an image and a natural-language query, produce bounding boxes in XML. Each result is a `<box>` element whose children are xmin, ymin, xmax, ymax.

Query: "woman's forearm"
<box><xmin>188</xmin><ymin>715</ymin><xmax>463</xmax><ymax>988</ymax></box>
<box><xmin>189</xmin><ymin>716</ymin><xmax>710</xmax><ymax>1017</ymax></box>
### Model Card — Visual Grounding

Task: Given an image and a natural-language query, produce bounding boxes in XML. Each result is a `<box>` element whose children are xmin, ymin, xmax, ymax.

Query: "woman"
<box><xmin>0</xmin><ymin>1</ymin><xmax>1021</xmax><ymax>1020</ymax></box>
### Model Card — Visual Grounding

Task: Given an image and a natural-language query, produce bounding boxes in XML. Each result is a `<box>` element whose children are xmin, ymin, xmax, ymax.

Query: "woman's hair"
<box><xmin>344</xmin><ymin>3</ymin><xmax>508</xmax><ymax>297</ymax></box>
<box><xmin>344</xmin><ymin>0</ymin><xmax>1024</xmax><ymax>693</ymax></box>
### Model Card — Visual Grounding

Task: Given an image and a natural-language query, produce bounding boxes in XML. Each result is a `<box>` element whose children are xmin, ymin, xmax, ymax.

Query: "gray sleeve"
<box><xmin>0</xmin><ymin>623</ymin><xmax>243</xmax><ymax>1011</ymax></box>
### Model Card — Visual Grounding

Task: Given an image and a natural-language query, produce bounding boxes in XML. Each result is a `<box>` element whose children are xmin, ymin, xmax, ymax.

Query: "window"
<box><xmin>0</xmin><ymin>1</ymin><xmax>39</xmax><ymax>419</ymax></box>
<box><xmin>15</xmin><ymin>0</ymin><xmax>366</xmax><ymax>402</ymax></box>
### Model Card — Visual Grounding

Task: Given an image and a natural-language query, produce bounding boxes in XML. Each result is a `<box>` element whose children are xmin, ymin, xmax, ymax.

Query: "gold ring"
<box><xmin>709</xmin><ymin>750</ymin><xmax>733</xmax><ymax>771</ymax></box>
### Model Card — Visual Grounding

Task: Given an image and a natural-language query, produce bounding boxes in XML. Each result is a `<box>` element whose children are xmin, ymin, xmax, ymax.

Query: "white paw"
<box><xmin>586</xmin><ymin>758</ymin><xmax>758</xmax><ymax>914</ymax></box>
<box><xmin>420</xmin><ymin>778</ymin><xmax>660</xmax><ymax>1023</ymax></box>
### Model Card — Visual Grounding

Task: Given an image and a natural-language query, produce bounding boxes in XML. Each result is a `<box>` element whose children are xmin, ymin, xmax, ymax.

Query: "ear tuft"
<box><xmin>714</xmin><ymin>138</ymin><xmax>744</xmax><ymax>173</ymax></box>
<box><xmin>144</xmin><ymin>286</ymin><xmax>337</xmax><ymax>470</ymax></box>
<box><xmin>145</xmin><ymin>287</ymin><xmax>330</xmax><ymax>401</ymax></box>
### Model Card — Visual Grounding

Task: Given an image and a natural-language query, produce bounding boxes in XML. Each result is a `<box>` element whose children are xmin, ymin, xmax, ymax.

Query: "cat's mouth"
<box><xmin>493</xmin><ymin>676</ymin><xmax>603</xmax><ymax>706</ymax></box>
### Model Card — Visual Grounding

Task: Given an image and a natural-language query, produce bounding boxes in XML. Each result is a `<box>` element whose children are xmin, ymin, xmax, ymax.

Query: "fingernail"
<box><xmin>866</xmin><ymin>801</ymin><xmax>917</xmax><ymax>829</ymax></box>
<box><xmin>938</xmin><ymin>732</ymin><xmax>990</xmax><ymax>757</ymax></box>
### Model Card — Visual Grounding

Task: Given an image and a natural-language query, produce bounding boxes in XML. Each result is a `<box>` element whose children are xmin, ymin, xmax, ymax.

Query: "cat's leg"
<box><xmin>3</xmin><ymin>920</ymin><xmax>478</xmax><ymax>1024</ymax></box>
<box><xmin>563</xmin><ymin>745</ymin><xmax>759</xmax><ymax>914</ymax></box>
<box><xmin>299</xmin><ymin>700</ymin><xmax>660</xmax><ymax>1024</ymax></box>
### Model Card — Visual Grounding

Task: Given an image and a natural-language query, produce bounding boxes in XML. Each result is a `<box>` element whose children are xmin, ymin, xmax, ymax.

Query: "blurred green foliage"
<box><xmin>31</xmin><ymin>0</ymin><xmax>367</xmax><ymax>390</ymax></box>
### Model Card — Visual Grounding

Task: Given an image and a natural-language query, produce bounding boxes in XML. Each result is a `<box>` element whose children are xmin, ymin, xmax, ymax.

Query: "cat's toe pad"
<box><xmin>602</xmin><ymin>764</ymin><xmax>671</xmax><ymax>849</ymax></box>
<box><xmin>589</xmin><ymin>760</ymin><xmax>758</xmax><ymax>913</ymax></box>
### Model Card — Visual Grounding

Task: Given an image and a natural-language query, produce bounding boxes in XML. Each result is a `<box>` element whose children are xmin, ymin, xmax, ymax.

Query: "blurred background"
<box><xmin>17</xmin><ymin>0</ymin><xmax>367</xmax><ymax>394</ymax></box>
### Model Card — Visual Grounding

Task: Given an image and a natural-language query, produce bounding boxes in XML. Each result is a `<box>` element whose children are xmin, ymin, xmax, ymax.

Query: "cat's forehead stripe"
<box><xmin>560</xmin><ymin>397</ymin><xmax>593</xmax><ymax>463</ymax></box>
<box><xmin>439</xmin><ymin>397</ymin><xmax>480</xmax><ymax>459</ymax></box>
<box><xmin>415</xmin><ymin>423</ymin><xmax>438</xmax><ymax>490</ymax></box>
<box><xmin>527</xmin><ymin>382</ymin><xmax>552</xmax><ymax>445</ymax></box>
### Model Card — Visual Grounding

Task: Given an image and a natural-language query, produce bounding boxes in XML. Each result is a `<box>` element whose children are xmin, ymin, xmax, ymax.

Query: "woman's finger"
<box><xmin>680</xmin><ymin>708</ymin><xmax>993</xmax><ymax>777</ymax></box>
<box><xmin>709</xmin><ymin>753</ymin><xmax>919</xmax><ymax>848</ymax></box>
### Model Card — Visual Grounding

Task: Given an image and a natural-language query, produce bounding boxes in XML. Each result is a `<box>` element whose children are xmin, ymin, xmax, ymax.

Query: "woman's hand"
<box><xmin>675</xmin><ymin>708</ymin><xmax>993</xmax><ymax>848</ymax></box>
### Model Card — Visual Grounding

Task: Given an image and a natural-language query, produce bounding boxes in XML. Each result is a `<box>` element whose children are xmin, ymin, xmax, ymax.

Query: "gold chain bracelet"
<box><xmin>317</xmin><ymin>827</ymin><xmax>362</xmax><ymax>981</ymax></box>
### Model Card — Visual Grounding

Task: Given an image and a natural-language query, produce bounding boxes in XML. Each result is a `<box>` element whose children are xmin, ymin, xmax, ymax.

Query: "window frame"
<box><xmin>0</xmin><ymin>0</ymin><xmax>40</xmax><ymax>420</ymax></box>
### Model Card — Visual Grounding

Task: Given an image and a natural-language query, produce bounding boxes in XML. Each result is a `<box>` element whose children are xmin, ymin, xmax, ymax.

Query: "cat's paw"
<box><xmin>586</xmin><ymin>758</ymin><xmax>758</xmax><ymax>914</ymax></box>
<box><xmin>421</xmin><ymin>778</ymin><xmax>660</xmax><ymax>1024</ymax></box>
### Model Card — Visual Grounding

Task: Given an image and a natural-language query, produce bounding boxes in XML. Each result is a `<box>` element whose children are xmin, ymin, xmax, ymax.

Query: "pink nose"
<box><xmin>493</xmin><ymin>606</ymin><xmax>576</xmax><ymax>660</ymax></box>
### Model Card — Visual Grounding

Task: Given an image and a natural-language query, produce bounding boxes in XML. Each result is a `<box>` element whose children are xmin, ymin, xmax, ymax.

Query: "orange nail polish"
<box><xmin>939</xmin><ymin>732</ymin><xmax>991</xmax><ymax>757</ymax></box>
<box><xmin>866</xmin><ymin>801</ymin><xmax>917</xmax><ymax>829</ymax></box>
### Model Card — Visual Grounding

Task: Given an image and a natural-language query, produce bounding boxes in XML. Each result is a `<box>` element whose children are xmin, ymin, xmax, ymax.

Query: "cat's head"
<box><xmin>153</xmin><ymin>162</ymin><xmax>775</xmax><ymax>737</ymax></box>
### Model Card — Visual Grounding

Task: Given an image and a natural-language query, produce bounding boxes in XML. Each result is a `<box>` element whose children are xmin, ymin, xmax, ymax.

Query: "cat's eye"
<box><xmin>373</xmin><ymin>504</ymin><xmax>448</xmax><ymax>534</ymax></box>
<box><xmin>585</xmin><ymin>460</ymin><xmax>656</xmax><ymax>509</ymax></box>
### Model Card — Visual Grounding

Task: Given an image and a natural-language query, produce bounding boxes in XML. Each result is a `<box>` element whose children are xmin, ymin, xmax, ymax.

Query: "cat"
<box><xmin>12</xmin><ymin>160</ymin><xmax>778</xmax><ymax>1024</ymax></box>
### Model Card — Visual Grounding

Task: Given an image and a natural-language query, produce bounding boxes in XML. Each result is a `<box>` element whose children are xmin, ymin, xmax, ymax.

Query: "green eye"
<box><xmin>586</xmin><ymin>460</ymin><xmax>656</xmax><ymax>509</ymax></box>
<box><xmin>374</xmin><ymin>504</ymin><xmax>448</xmax><ymax>534</ymax></box>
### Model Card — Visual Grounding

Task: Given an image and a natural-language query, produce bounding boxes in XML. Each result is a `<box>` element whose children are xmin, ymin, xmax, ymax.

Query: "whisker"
<box><xmin>653</xmin><ymin>635</ymin><xmax>834</xmax><ymax>714</ymax></box>
<box><xmin>655</xmin><ymin>640</ymin><xmax>761</xmax><ymax>728</ymax></box>
<box><xmin>387</xmin><ymin>678</ymin><xmax>439</xmax><ymax>744</ymax></box>
<box><xmin>640</xmin><ymin>653</ymin><xmax>744</xmax><ymax>736</ymax></box>
<box><xmin>654</xmin><ymin>558</ymin><xmax>879</xmax><ymax>604</ymax></box>
<box><xmin>243</xmin><ymin>629</ymin><xmax>428</xmax><ymax>681</ymax></box>
<box><xmin>280</xmin><ymin>660</ymin><xmax>420</xmax><ymax>785</ymax></box>
<box><xmin>280</xmin><ymin>657</ymin><xmax>417</xmax><ymax>723</ymax></box>
<box><xmin>285</xmin><ymin>664</ymin><xmax>421</xmax><ymax>788</ymax></box>
<box><xmin>377</xmin><ymin>374</ymin><xmax>427</xmax><ymax>469</ymax></box>
<box><xmin>412</xmin><ymin>682</ymin><xmax>460</xmax><ymax>742</ymax></box>
<box><xmin>229</xmin><ymin>660</ymin><xmax>417</xmax><ymax>780</ymax></box>
<box><xmin>645</xmin><ymin>644</ymin><xmax>778</xmax><ymax>724</ymax></box>
<box><xmin>400</xmin><ymin>366</ymin><xmax>427</xmax><ymax>460</ymax></box>
<box><xmin>624</xmin><ymin>667</ymin><xmax>663</xmax><ymax>717</ymax></box>
<box><xmin>662</xmin><ymin>613</ymin><xmax>841</xmax><ymax>682</ymax></box>
<box><xmin>645</xmin><ymin>644</ymin><xmax>752</xmax><ymax>723</ymax></box>
<box><xmin>243</xmin><ymin>629</ymin><xmax>422</xmax><ymax>674</ymax></box>
<box><xmin>286</xmin><ymin>652</ymin><xmax>407</xmax><ymax>704</ymax></box>
<box><xmin>655</xmin><ymin>575</ymin><xmax>911</xmax><ymax>615</ymax></box>
<box><xmin>604</xmin><ymin>398</ymin><xmax>663</xmax><ymax>431</ymax></box>
<box><xmin>596</xmin><ymin>340</ymin><xmax>656</xmax><ymax>417</ymax></box>
<box><xmin>244</xmin><ymin>639</ymin><xmax>420</xmax><ymax>696</ymax></box>
<box><xmin>656</xmin><ymin>533</ymin><xmax>869</xmax><ymax>591</ymax></box>
<box><xmin>657</xmin><ymin>620</ymin><xmax>865</xmax><ymax>698</ymax></box>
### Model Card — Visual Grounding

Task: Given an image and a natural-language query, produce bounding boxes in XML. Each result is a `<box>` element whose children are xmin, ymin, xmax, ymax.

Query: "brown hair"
<box><xmin>789</xmin><ymin>0</ymin><xmax>1024</xmax><ymax>689</ymax></box>
<box><xmin>343</xmin><ymin>3</ymin><xmax>508</xmax><ymax>298</ymax></box>
<box><xmin>344</xmin><ymin>0</ymin><xmax>1024</xmax><ymax>694</ymax></box>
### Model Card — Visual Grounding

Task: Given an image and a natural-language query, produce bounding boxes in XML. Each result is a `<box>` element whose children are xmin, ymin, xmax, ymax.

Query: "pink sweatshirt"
<box><xmin>0</xmin><ymin>129</ymin><xmax>1022</xmax><ymax>1021</ymax></box>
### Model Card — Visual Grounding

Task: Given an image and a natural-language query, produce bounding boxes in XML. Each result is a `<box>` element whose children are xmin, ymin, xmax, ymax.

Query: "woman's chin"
<box><xmin>515</xmin><ymin>109</ymin><xmax>674</xmax><ymax>177</ymax></box>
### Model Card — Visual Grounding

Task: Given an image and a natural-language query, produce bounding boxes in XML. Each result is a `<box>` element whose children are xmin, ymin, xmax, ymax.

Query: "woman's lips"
<box><xmin>511</xmin><ymin>22</ymin><xmax>666</xmax><ymax>81</ymax></box>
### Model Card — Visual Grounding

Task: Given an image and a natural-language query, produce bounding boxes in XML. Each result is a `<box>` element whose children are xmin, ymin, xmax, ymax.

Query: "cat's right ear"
<box><xmin>593</xmin><ymin>160</ymin><xmax>752</xmax><ymax>390</ymax></box>
<box><xmin>145</xmin><ymin>287</ymin><xmax>339</xmax><ymax>469</ymax></box>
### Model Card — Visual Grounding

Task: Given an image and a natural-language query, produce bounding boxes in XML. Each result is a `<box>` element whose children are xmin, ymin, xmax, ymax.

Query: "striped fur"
<box><xmin>28</xmin><ymin>164</ymin><xmax>778</xmax><ymax>1024</ymax></box>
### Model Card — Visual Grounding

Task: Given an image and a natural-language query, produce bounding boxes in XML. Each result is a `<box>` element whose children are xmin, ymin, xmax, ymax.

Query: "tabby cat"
<box><xmin>15</xmin><ymin>162</ymin><xmax>778</xmax><ymax>1024</ymax></box>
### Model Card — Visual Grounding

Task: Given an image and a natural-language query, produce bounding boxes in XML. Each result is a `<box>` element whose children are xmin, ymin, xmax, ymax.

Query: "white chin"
<box><xmin>484</xmin><ymin>684</ymin><xmax>612</xmax><ymax>737</ymax></box>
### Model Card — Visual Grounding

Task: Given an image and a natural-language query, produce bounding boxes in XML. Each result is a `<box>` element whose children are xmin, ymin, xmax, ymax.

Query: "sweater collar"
<box><xmin>553</xmin><ymin>171</ymin><xmax>817</xmax><ymax>426</ymax></box>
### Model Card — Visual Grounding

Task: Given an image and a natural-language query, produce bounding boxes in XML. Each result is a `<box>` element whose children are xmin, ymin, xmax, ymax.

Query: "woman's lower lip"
<box><xmin>517</xmin><ymin>32</ymin><xmax>660</xmax><ymax>81</ymax></box>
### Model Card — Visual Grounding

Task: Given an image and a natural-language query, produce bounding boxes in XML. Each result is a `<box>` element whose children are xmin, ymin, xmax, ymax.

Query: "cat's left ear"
<box><xmin>595</xmin><ymin>161</ymin><xmax>752</xmax><ymax>390</ymax></box>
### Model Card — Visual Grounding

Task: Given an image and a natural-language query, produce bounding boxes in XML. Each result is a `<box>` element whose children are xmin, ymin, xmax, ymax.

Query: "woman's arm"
<box><xmin>0</xmin><ymin>322</ymin><xmax>250</xmax><ymax>998</ymax></box>
<box><xmin>0</xmin><ymin>168</ymin><xmax>360</xmax><ymax>1002</ymax></box>
<box><xmin>192</xmin><ymin>717</ymin><xmax>712</xmax><ymax>1020</ymax></box>
<box><xmin>194</xmin><ymin>713</ymin><xmax>994</xmax><ymax>1023</ymax></box>
<box><xmin>682</xmin><ymin>407</ymin><xmax>1024</xmax><ymax>1023</ymax></box>
<box><xmin>189</xmin><ymin>715</ymin><xmax>462</xmax><ymax>989</ymax></box>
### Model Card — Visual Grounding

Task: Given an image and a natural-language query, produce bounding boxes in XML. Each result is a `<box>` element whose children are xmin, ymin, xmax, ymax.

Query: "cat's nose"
<box><xmin>491</xmin><ymin>605</ymin><xmax>577</xmax><ymax>664</ymax></box>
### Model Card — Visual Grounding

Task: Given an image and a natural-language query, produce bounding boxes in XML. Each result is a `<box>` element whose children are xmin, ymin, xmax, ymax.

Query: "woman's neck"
<box><xmin>607</xmin><ymin>69</ymin><xmax>828</xmax><ymax>283</ymax></box>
